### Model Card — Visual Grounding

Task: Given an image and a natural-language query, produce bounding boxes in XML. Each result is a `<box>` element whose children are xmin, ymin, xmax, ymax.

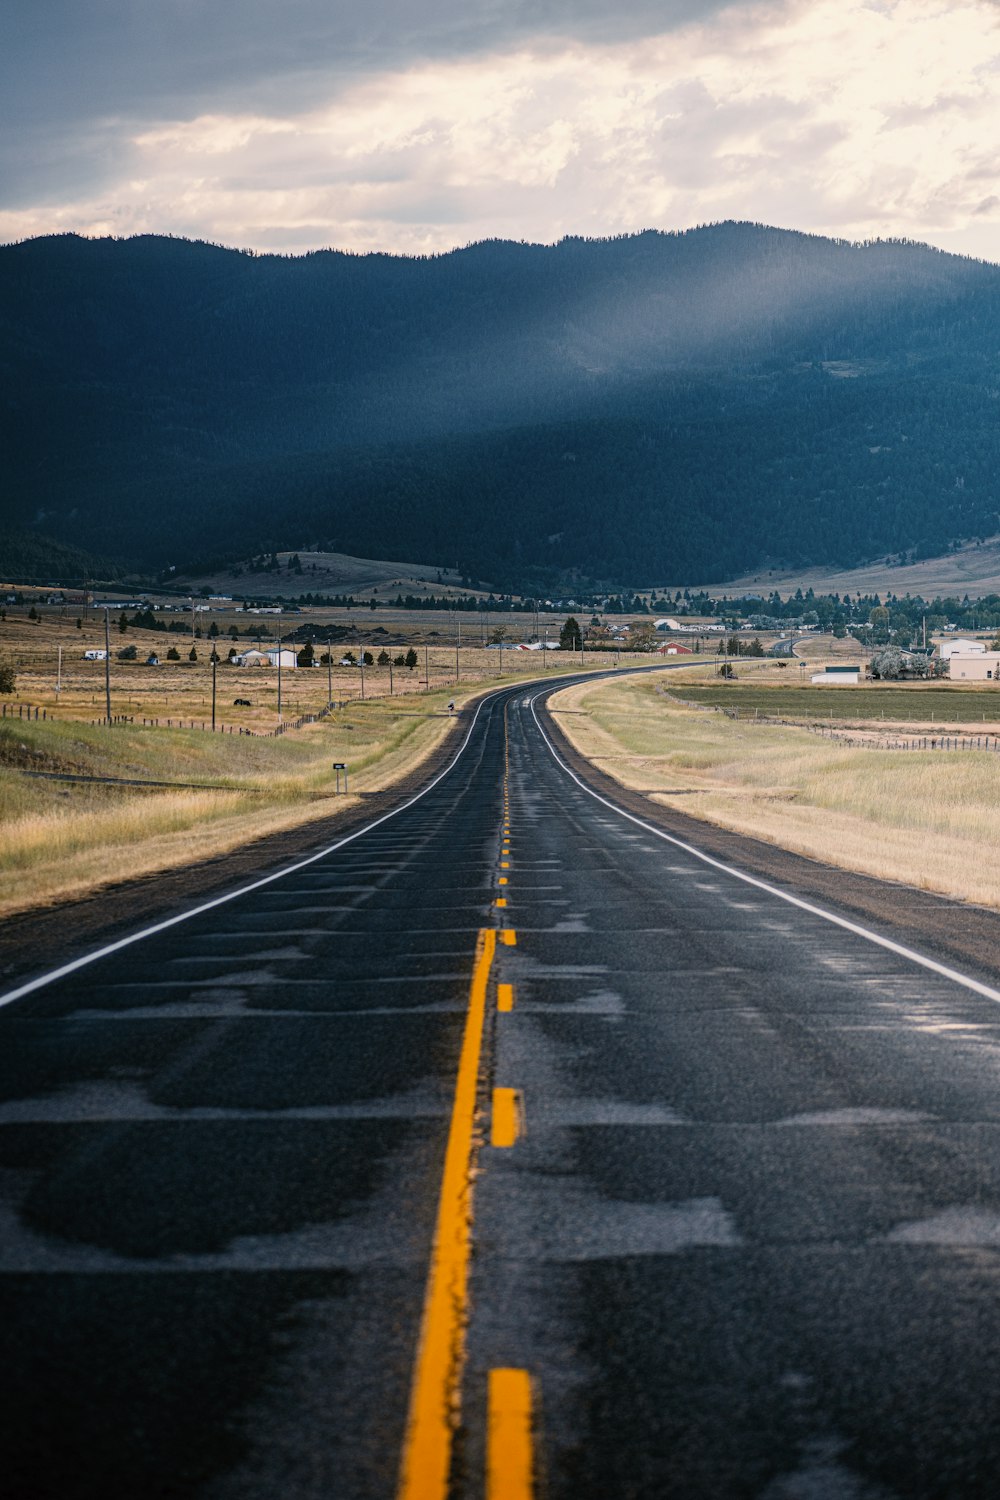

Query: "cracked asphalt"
<box><xmin>4</xmin><ymin>669</ymin><xmax>1000</xmax><ymax>1499</ymax></box>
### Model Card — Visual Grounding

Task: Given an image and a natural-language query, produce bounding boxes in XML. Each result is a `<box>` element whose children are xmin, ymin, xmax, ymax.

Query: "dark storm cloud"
<box><xmin>0</xmin><ymin>0</ymin><xmax>746</xmax><ymax>207</ymax></box>
<box><xmin>3</xmin><ymin>1</ymin><xmax>739</xmax><ymax>126</ymax></box>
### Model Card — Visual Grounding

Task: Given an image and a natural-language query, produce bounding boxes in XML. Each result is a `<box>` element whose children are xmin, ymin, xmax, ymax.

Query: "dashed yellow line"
<box><xmin>491</xmin><ymin>1087</ymin><xmax>522</xmax><ymax>1147</ymax></box>
<box><xmin>487</xmin><ymin>1369</ymin><xmax>535</xmax><ymax>1500</ymax></box>
<box><xmin>497</xmin><ymin>983</ymin><xmax>515</xmax><ymax>1013</ymax></box>
<box><xmin>498</xmin><ymin>876</ymin><xmax>508</xmax><ymax>886</ymax></box>
<box><xmin>397</xmin><ymin>928</ymin><xmax>497</xmax><ymax>1500</ymax></box>
<box><xmin>500</xmin><ymin>930</ymin><xmax>517</xmax><ymax>946</ymax></box>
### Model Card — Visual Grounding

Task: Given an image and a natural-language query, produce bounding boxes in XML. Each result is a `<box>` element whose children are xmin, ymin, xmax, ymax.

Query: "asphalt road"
<box><xmin>5</xmin><ymin>668</ymin><xmax>1000</xmax><ymax>1499</ymax></box>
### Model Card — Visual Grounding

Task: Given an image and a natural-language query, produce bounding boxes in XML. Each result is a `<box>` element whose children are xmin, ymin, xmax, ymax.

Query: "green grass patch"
<box><xmin>673</xmin><ymin>684</ymin><xmax>1000</xmax><ymax>722</ymax></box>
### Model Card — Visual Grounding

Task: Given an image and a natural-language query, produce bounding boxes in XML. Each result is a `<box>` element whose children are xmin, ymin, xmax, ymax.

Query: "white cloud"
<box><xmin>4</xmin><ymin>0</ymin><xmax>1000</xmax><ymax>257</ymax></box>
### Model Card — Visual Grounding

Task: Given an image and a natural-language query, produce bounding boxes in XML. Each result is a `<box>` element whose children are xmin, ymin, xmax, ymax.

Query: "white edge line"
<box><xmin>0</xmin><ymin>661</ymin><xmax>729</xmax><ymax>1011</ymax></box>
<box><xmin>1</xmin><ymin>689</ymin><xmax>504</xmax><ymax>1010</ymax></box>
<box><xmin>529</xmin><ymin>688</ymin><xmax>1000</xmax><ymax>1008</ymax></box>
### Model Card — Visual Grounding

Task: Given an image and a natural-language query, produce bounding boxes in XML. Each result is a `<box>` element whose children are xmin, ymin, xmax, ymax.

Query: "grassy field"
<box><xmin>0</xmin><ymin>687</ymin><xmax>479</xmax><ymax>916</ymax></box>
<box><xmin>551</xmin><ymin>673</ymin><xmax>1000</xmax><ymax>909</ymax></box>
<box><xmin>673</xmin><ymin>682</ymin><xmax>1000</xmax><ymax>724</ymax></box>
<box><xmin>0</xmin><ymin>606</ymin><xmax>666</xmax><ymax>917</ymax></box>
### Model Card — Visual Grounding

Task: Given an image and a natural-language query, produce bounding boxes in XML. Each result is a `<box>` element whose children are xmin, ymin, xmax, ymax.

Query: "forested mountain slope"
<box><xmin>3</xmin><ymin>223</ymin><xmax>1000</xmax><ymax>585</ymax></box>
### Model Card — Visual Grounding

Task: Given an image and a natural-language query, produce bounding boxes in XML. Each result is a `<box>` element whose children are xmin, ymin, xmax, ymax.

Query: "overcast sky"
<box><xmin>4</xmin><ymin>0</ymin><xmax>1000</xmax><ymax>259</ymax></box>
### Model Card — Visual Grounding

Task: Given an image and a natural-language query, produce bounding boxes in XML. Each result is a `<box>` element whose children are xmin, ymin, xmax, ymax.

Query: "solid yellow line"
<box><xmin>397</xmin><ymin>927</ymin><xmax>497</xmax><ymax>1500</ymax></box>
<box><xmin>497</xmin><ymin>983</ymin><xmax>515</xmax><ymax>1013</ymax></box>
<box><xmin>501</xmin><ymin>930</ymin><xmax>517</xmax><ymax>946</ymax></box>
<box><xmin>492</xmin><ymin>1087</ymin><xmax>521</xmax><ymax>1147</ymax></box>
<box><xmin>487</xmin><ymin>1369</ymin><xmax>534</xmax><ymax>1500</ymax></box>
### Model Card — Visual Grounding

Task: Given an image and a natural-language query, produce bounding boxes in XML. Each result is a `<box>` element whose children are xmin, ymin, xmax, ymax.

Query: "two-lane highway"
<box><xmin>4</xmin><ymin>669</ymin><xmax>1000</xmax><ymax>1498</ymax></box>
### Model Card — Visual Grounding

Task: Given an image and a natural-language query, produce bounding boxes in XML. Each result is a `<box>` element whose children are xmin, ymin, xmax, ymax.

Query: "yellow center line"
<box><xmin>501</xmin><ymin>930</ymin><xmax>517</xmax><ymax>946</ymax></box>
<box><xmin>487</xmin><ymin>1369</ymin><xmax>535</xmax><ymax>1500</ymax></box>
<box><xmin>498</xmin><ymin>876</ymin><xmax>508</xmax><ymax>886</ymax></box>
<box><xmin>500</xmin><ymin>861</ymin><xmax>510</xmax><ymax>869</ymax></box>
<box><xmin>491</xmin><ymin>1087</ymin><xmax>522</xmax><ymax>1147</ymax></box>
<box><xmin>495</xmin><ymin>897</ymin><xmax>508</xmax><ymax>908</ymax></box>
<box><xmin>397</xmin><ymin>927</ymin><xmax>497</xmax><ymax>1500</ymax></box>
<box><xmin>497</xmin><ymin>983</ymin><xmax>515</xmax><ymax>1013</ymax></box>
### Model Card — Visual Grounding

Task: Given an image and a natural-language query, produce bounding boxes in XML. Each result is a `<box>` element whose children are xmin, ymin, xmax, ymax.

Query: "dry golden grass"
<box><xmin>0</xmin><ymin>646</ymin><xmax>627</xmax><ymax>916</ymax></box>
<box><xmin>551</xmin><ymin>673</ymin><xmax>1000</xmax><ymax>910</ymax></box>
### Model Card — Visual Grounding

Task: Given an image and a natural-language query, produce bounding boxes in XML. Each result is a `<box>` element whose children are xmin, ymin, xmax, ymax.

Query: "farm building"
<box><xmin>948</xmin><ymin>652</ymin><xmax>1000</xmax><ymax>681</ymax></box>
<box><xmin>810</xmin><ymin>664</ymin><xmax>864</xmax><ymax>685</ymax></box>
<box><xmin>232</xmin><ymin>650</ymin><xmax>270</xmax><ymax>667</ymax></box>
<box><xmin>938</xmin><ymin>638</ymin><xmax>986</xmax><ymax>659</ymax></box>
<box><xmin>657</xmin><ymin>643</ymin><xmax>693</xmax><ymax>655</ymax></box>
<box><xmin>265</xmin><ymin>648</ymin><xmax>298</xmax><ymax>669</ymax></box>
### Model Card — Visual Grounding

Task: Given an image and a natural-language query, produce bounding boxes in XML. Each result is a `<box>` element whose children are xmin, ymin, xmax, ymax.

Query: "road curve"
<box><xmin>3</xmin><ymin>667</ymin><xmax>1000</xmax><ymax>1498</ymax></box>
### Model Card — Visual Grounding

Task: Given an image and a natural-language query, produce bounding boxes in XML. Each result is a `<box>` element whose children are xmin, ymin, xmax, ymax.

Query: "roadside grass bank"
<box><xmin>0</xmin><ymin>657</ymin><xmax>647</xmax><ymax>918</ymax></box>
<box><xmin>0</xmin><ymin>684</ymin><xmax>470</xmax><ymax>916</ymax></box>
<box><xmin>549</xmin><ymin>674</ymin><xmax>1000</xmax><ymax>910</ymax></box>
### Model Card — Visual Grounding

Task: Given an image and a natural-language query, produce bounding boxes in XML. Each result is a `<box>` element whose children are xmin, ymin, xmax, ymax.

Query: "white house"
<box><xmin>233</xmin><ymin>650</ymin><xmax>270</xmax><ymax>667</ymax></box>
<box><xmin>266</xmin><ymin>648</ymin><xmax>298</xmax><ymax>669</ymax></box>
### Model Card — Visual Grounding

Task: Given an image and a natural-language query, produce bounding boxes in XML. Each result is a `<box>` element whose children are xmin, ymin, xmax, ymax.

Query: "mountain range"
<box><xmin>3</xmin><ymin>222</ymin><xmax>1000</xmax><ymax>588</ymax></box>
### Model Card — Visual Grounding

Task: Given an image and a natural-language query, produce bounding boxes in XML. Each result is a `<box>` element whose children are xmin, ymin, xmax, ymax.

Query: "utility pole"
<box><xmin>277</xmin><ymin>635</ymin><xmax>283</xmax><ymax>719</ymax></box>
<box><xmin>103</xmin><ymin>609</ymin><xmax>112</xmax><ymax>723</ymax></box>
<box><xmin>360</xmin><ymin>646</ymin><xmax>365</xmax><ymax>700</ymax></box>
<box><xmin>424</xmin><ymin>642</ymin><xmax>429</xmax><ymax>687</ymax></box>
<box><xmin>456</xmin><ymin>616</ymin><xmax>461</xmax><ymax>681</ymax></box>
<box><xmin>389</xmin><ymin>657</ymin><xmax>394</xmax><ymax>695</ymax></box>
<box><xmin>327</xmin><ymin>638</ymin><xmax>332</xmax><ymax>705</ymax></box>
<box><xmin>56</xmin><ymin>644</ymin><xmax>62</xmax><ymax>697</ymax></box>
<box><xmin>211</xmin><ymin>646</ymin><xmax>217</xmax><ymax>731</ymax></box>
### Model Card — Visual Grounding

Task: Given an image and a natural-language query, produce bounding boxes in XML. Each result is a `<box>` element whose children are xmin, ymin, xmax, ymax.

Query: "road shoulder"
<box><xmin>540</xmin><ymin>690</ymin><xmax>1000</xmax><ymax>992</ymax></box>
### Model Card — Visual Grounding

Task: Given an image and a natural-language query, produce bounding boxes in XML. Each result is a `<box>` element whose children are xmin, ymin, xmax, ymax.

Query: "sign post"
<box><xmin>333</xmin><ymin>761</ymin><xmax>348</xmax><ymax>794</ymax></box>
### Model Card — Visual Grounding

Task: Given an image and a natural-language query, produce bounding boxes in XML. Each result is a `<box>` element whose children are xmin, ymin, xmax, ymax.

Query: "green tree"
<box><xmin>377</xmin><ymin>648</ymin><xmax>391</xmax><ymax>666</ymax></box>
<box><xmin>118</xmin><ymin>612</ymin><xmax>127</xmax><ymax>632</ymax></box>
<box><xmin>559</xmin><ymin>616</ymin><xmax>582</xmax><ymax>650</ymax></box>
<box><xmin>362</xmin><ymin>650</ymin><xmax>374</xmax><ymax>666</ymax></box>
<box><xmin>629</xmin><ymin>621</ymin><xmax>658</xmax><ymax>652</ymax></box>
<box><xmin>117</xmin><ymin>644</ymin><xmax>137</xmax><ymax>660</ymax></box>
<box><xmin>208</xmin><ymin>621</ymin><xmax>220</xmax><ymax>639</ymax></box>
<box><xmin>405</xmin><ymin>647</ymin><xmax>419</xmax><ymax>669</ymax></box>
<box><xmin>188</xmin><ymin>646</ymin><xmax>198</xmax><ymax>661</ymax></box>
<box><xmin>297</xmin><ymin>642</ymin><xmax>315</xmax><ymax>667</ymax></box>
<box><xmin>0</xmin><ymin>660</ymin><xmax>15</xmax><ymax>694</ymax></box>
<box><xmin>166</xmin><ymin>646</ymin><xmax>181</xmax><ymax>660</ymax></box>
